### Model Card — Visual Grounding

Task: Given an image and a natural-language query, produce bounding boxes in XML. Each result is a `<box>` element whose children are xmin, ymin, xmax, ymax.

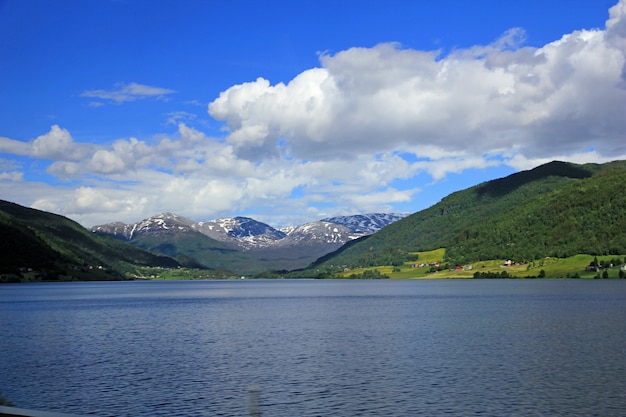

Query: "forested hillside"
<box><xmin>0</xmin><ymin>200</ymin><xmax>182</xmax><ymax>281</ymax></box>
<box><xmin>309</xmin><ymin>160</ymin><xmax>626</xmax><ymax>270</ymax></box>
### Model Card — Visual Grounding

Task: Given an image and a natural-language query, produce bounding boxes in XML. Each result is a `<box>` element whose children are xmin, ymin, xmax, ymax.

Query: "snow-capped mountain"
<box><xmin>278</xmin><ymin>221</ymin><xmax>355</xmax><ymax>246</ymax></box>
<box><xmin>321</xmin><ymin>213</ymin><xmax>407</xmax><ymax>235</ymax></box>
<box><xmin>134</xmin><ymin>212</ymin><xmax>196</xmax><ymax>235</ymax></box>
<box><xmin>91</xmin><ymin>212</ymin><xmax>196</xmax><ymax>240</ymax></box>
<box><xmin>90</xmin><ymin>221</ymin><xmax>135</xmax><ymax>240</ymax></box>
<box><xmin>91</xmin><ymin>212</ymin><xmax>406</xmax><ymax>272</ymax></box>
<box><xmin>193</xmin><ymin>217</ymin><xmax>286</xmax><ymax>250</ymax></box>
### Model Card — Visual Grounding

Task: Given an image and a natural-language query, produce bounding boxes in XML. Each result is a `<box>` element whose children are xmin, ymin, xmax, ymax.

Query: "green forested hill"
<box><xmin>310</xmin><ymin>160</ymin><xmax>626</xmax><ymax>270</ymax></box>
<box><xmin>129</xmin><ymin>232</ymin><xmax>260</xmax><ymax>275</ymax></box>
<box><xmin>0</xmin><ymin>200</ymin><xmax>182</xmax><ymax>281</ymax></box>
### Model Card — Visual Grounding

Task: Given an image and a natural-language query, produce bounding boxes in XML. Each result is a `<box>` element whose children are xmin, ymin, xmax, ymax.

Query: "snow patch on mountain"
<box><xmin>194</xmin><ymin>216</ymin><xmax>286</xmax><ymax>250</ymax></box>
<box><xmin>321</xmin><ymin>213</ymin><xmax>407</xmax><ymax>235</ymax></box>
<box><xmin>92</xmin><ymin>212</ymin><xmax>407</xmax><ymax>250</ymax></box>
<box><xmin>91</xmin><ymin>212</ymin><xmax>196</xmax><ymax>240</ymax></box>
<box><xmin>278</xmin><ymin>221</ymin><xmax>355</xmax><ymax>246</ymax></box>
<box><xmin>90</xmin><ymin>221</ymin><xmax>135</xmax><ymax>240</ymax></box>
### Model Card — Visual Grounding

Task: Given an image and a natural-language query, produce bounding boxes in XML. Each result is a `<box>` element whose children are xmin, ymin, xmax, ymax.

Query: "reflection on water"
<box><xmin>1</xmin><ymin>279</ymin><xmax>625</xmax><ymax>416</ymax></box>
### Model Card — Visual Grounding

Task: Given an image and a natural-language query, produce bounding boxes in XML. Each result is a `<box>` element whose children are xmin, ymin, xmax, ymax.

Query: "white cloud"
<box><xmin>30</xmin><ymin>198</ymin><xmax>61</xmax><ymax>214</ymax></box>
<box><xmin>31</xmin><ymin>136</ymin><xmax>413</xmax><ymax>226</ymax></box>
<box><xmin>68</xmin><ymin>187</ymin><xmax>122</xmax><ymax>213</ymax></box>
<box><xmin>411</xmin><ymin>156</ymin><xmax>502</xmax><ymax>181</ymax></box>
<box><xmin>506</xmin><ymin>151</ymin><xmax>622</xmax><ymax>171</ymax></box>
<box><xmin>341</xmin><ymin>187</ymin><xmax>418</xmax><ymax>208</ymax></box>
<box><xmin>47</xmin><ymin>161</ymin><xmax>82</xmax><ymax>178</ymax></box>
<box><xmin>88</xmin><ymin>150</ymin><xmax>127</xmax><ymax>174</ymax></box>
<box><xmin>606</xmin><ymin>0</ymin><xmax>626</xmax><ymax>51</ymax></box>
<box><xmin>31</xmin><ymin>125</ymin><xmax>77</xmax><ymax>159</ymax></box>
<box><xmin>0</xmin><ymin>171</ymin><xmax>23</xmax><ymax>181</ymax></box>
<box><xmin>0</xmin><ymin>136</ymin><xmax>31</xmax><ymax>155</ymax></box>
<box><xmin>165</xmin><ymin>111</ymin><xmax>197</xmax><ymax>125</ymax></box>
<box><xmin>30</xmin><ymin>187</ymin><xmax>152</xmax><ymax>225</ymax></box>
<box><xmin>0</xmin><ymin>126</ymin><xmax>93</xmax><ymax>164</ymax></box>
<box><xmin>208</xmin><ymin>3</ymin><xmax>626</xmax><ymax>165</ymax></box>
<box><xmin>81</xmin><ymin>82</ymin><xmax>175</xmax><ymax>104</ymax></box>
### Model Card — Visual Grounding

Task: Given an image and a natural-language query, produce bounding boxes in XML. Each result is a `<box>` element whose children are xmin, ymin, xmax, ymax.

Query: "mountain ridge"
<box><xmin>91</xmin><ymin>212</ymin><xmax>406</xmax><ymax>273</ymax></box>
<box><xmin>306</xmin><ymin>160</ymin><xmax>626</xmax><ymax>274</ymax></box>
<box><xmin>6</xmin><ymin>159</ymin><xmax>624</xmax><ymax>280</ymax></box>
<box><xmin>0</xmin><ymin>200</ymin><xmax>184</xmax><ymax>282</ymax></box>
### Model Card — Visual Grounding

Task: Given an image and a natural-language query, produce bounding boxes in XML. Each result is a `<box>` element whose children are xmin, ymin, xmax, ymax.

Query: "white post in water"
<box><xmin>248</xmin><ymin>385</ymin><xmax>261</xmax><ymax>417</ymax></box>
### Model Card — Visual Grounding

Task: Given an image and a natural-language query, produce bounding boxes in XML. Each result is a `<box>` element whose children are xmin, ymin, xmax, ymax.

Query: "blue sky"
<box><xmin>1</xmin><ymin>0</ymin><xmax>625</xmax><ymax>228</ymax></box>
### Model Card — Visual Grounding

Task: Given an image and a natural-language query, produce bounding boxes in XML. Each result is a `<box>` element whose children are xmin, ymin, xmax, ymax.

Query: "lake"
<box><xmin>1</xmin><ymin>279</ymin><xmax>625</xmax><ymax>416</ymax></box>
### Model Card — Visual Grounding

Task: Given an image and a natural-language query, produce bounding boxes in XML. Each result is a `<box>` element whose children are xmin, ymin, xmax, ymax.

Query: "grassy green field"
<box><xmin>340</xmin><ymin>249</ymin><xmax>626</xmax><ymax>279</ymax></box>
<box><xmin>128</xmin><ymin>250</ymin><xmax>626</xmax><ymax>280</ymax></box>
<box><xmin>129</xmin><ymin>267</ymin><xmax>239</xmax><ymax>280</ymax></box>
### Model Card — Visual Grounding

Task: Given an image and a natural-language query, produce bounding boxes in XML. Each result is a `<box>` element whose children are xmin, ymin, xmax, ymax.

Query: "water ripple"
<box><xmin>1</xmin><ymin>280</ymin><xmax>625</xmax><ymax>416</ymax></box>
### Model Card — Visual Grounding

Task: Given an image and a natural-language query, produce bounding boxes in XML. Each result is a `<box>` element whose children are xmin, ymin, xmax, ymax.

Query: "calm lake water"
<box><xmin>1</xmin><ymin>279</ymin><xmax>625</xmax><ymax>416</ymax></box>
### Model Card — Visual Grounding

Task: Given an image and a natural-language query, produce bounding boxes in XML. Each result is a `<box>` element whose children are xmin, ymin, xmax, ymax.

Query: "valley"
<box><xmin>90</xmin><ymin>212</ymin><xmax>406</xmax><ymax>274</ymax></box>
<box><xmin>3</xmin><ymin>159</ymin><xmax>626</xmax><ymax>281</ymax></box>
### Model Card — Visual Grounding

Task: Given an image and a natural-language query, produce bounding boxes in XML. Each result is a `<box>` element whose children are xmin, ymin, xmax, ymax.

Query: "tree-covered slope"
<box><xmin>130</xmin><ymin>231</ymin><xmax>261</xmax><ymax>275</ymax></box>
<box><xmin>310</xmin><ymin>160</ymin><xmax>626</xmax><ymax>270</ymax></box>
<box><xmin>0</xmin><ymin>200</ymin><xmax>182</xmax><ymax>281</ymax></box>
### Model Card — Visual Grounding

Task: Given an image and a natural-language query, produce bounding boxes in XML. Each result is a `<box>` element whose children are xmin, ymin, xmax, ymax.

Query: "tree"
<box><xmin>538</xmin><ymin>269</ymin><xmax>546</xmax><ymax>278</ymax></box>
<box><xmin>349</xmin><ymin>269</ymin><xmax>389</xmax><ymax>279</ymax></box>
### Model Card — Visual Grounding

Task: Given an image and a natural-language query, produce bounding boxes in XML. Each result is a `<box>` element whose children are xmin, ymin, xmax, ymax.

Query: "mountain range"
<box><xmin>3</xmin><ymin>159</ymin><xmax>626</xmax><ymax>282</ymax></box>
<box><xmin>90</xmin><ymin>213</ymin><xmax>406</xmax><ymax>274</ymax></box>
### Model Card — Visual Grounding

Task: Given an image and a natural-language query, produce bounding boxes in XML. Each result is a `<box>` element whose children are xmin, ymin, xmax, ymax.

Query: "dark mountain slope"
<box><xmin>310</xmin><ymin>160</ymin><xmax>626</xmax><ymax>270</ymax></box>
<box><xmin>476</xmin><ymin>160</ymin><xmax>593</xmax><ymax>197</ymax></box>
<box><xmin>0</xmin><ymin>218</ymin><xmax>61</xmax><ymax>272</ymax></box>
<box><xmin>0</xmin><ymin>200</ymin><xmax>181</xmax><ymax>281</ymax></box>
<box><xmin>130</xmin><ymin>231</ymin><xmax>259</xmax><ymax>274</ymax></box>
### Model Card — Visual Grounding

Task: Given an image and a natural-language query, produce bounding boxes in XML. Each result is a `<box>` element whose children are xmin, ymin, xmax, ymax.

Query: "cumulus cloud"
<box><xmin>606</xmin><ymin>0</ymin><xmax>626</xmax><ymax>52</ymax></box>
<box><xmin>208</xmin><ymin>3</ymin><xmax>626</xmax><ymax>169</ymax></box>
<box><xmin>0</xmin><ymin>136</ymin><xmax>31</xmax><ymax>155</ymax></box>
<box><xmin>5</xmin><ymin>121</ymin><xmax>418</xmax><ymax>225</ymax></box>
<box><xmin>0</xmin><ymin>171</ymin><xmax>23</xmax><ymax>181</ymax></box>
<box><xmin>1</xmin><ymin>125</ymin><xmax>91</xmax><ymax>162</ymax></box>
<box><xmin>32</xmin><ymin>125</ymin><xmax>82</xmax><ymax>160</ymax></box>
<box><xmin>342</xmin><ymin>187</ymin><xmax>418</xmax><ymax>208</ymax></box>
<box><xmin>413</xmin><ymin>156</ymin><xmax>503</xmax><ymax>181</ymax></box>
<box><xmin>31</xmin><ymin>187</ymin><xmax>151</xmax><ymax>225</ymax></box>
<box><xmin>81</xmin><ymin>82</ymin><xmax>175</xmax><ymax>104</ymax></box>
<box><xmin>42</xmin><ymin>133</ymin><xmax>159</xmax><ymax>179</ymax></box>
